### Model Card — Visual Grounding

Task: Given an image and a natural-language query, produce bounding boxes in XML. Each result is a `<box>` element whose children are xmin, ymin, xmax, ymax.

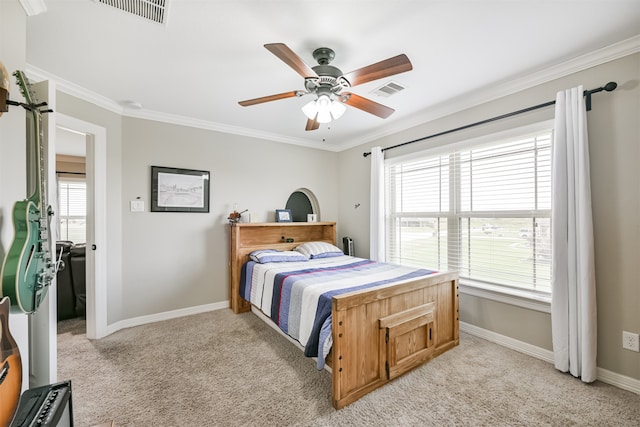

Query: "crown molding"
<box><xmin>123</xmin><ymin>108</ymin><xmax>339</xmax><ymax>151</ymax></box>
<box><xmin>27</xmin><ymin>35</ymin><xmax>639</xmax><ymax>153</ymax></box>
<box><xmin>26</xmin><ymin>65</ymin><xmax>125</xmax><ymax>115</ymax></box>
<box><xmin>19</xmin><ymin>0</ymin><xmax>46</xmax><ymax>16</ymax></box>
<box><xmin>25</xmin><ymin>65</ymin><xmax>338</xmax><ymax>152</ymax></box>
<box><xmin>337</xmin><ymin>34</ymin><xmax>640</xmax><ymax>152</ymax></box>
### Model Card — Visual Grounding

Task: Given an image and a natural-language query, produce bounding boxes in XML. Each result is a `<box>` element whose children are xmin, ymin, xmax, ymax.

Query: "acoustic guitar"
<box><xmin>0</xmin><ymin>297</ymin><xmax>22</xmax><ymax>427</ymax></box>
<box><xmin>0</xmin><ymin>71</ymin><xmax>56</xmax><ymax>313</ymax></box>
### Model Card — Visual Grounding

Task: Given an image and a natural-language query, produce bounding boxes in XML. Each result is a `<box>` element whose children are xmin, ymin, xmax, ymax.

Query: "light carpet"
<box><xmin>57</xmin><ymin>309</ymin><xmax>640</xmax><ymax>426</ymax></box>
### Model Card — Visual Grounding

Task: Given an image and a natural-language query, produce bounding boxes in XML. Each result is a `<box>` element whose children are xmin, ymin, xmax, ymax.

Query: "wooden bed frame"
<box><xmin>229</xmin><ymin>221</ymin><xmax>459</xmax><ymax>409</ymax></box>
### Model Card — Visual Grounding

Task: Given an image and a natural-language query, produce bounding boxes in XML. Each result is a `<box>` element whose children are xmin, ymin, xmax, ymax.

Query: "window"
<box><xmin>385</xmin><ymin>125</ymin><xmax>552</xmax><ymax>295</ymax></box>
<box><xmin>58</xmin><ymin>178</ymin><xmax>86</xmax><ymax>243</ymax></box>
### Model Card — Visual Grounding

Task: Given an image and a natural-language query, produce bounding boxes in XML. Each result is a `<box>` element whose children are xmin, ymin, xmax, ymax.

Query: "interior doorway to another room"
<box><xmin>53</xmin><ymin>114</ymin><xmax>108</xmax><ymax>341</ymax></box>
<box><xmin>54</xmin><ymin>127</ymin><xmax>88</xmax><ymax>325</ymax></box>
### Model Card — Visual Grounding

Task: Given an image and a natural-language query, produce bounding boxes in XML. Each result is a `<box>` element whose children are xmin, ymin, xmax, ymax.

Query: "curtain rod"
<box><xmin>363</xmin><ymin>82</ymin><xmax>617</xmax><ymax>158</ymax></box>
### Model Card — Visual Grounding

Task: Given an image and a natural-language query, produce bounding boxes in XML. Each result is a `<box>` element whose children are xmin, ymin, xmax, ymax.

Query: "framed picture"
<box><xmin>151</xmin><ymin>166</ymin><xmax>210</xmax><ymax>213</ymax></box>
<box><xmin>276</xmin><ymin>209</ymin><xmax>292</xmax><ymax>222</ymax></box>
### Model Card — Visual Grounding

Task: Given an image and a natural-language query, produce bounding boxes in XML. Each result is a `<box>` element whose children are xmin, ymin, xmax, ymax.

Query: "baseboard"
<box><xmin>597</xmin><ymin>367</ymin><xmax>640</xmax><ymax>395</ymax></box>
<box><xmin>460</xmin><ymin>321</ymin><xmax>554</xmax><ymax>363</ymax></box>
<box><xmin>105</xmin><ymin>301</ymin><xmax>229</xmax><ymax>336</ymax></box>
<box><xmin>460</xmin><ymin>321</ymin><xmax>640</xmax><ymax>395</ymax></box>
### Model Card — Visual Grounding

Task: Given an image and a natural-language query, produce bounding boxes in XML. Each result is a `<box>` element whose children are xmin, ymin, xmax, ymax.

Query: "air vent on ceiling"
<box><xmin>96</xmin><ymin>0</ymin><xmax>168</xmax><ymax>25</ymax></box>
<box><xmin>371</xmin><ymin>81</ymin><xmax>406</xmax><ymax>98</ymax></box>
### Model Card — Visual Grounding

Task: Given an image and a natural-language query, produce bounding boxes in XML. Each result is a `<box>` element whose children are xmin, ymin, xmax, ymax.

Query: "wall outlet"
<box><xmin>622</xmin><ymin>331</ymin><xmax>639</xmax><ymax>352</ymax></box>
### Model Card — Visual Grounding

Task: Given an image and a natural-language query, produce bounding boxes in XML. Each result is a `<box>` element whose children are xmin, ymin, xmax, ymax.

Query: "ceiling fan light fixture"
<box><xmin>241</xmin><ymin>43</ymin><xmax>413</xmax><ymax>131</ymax></box>
<box><xmin>302</xmin><ymin>99</ymin><xmax>318</xmax><ymax>120</ymax></box>
<box><xmin>330</xmin><ymin>99</ymin><xmax>346</xmax><ymax>120</ymax></box>
<box><xmin>316</xmin><ymin>94</ymin><xmax>331</xmax><ymax>109</ymax></box>
<box><xmin>315</xmin><ymin>94</ymin><xmax>333</xmax><ymax>123</ymax></box>
<box><xmin>302</xmin><ymin>94</ymin><xmax>346</xmax><ymax>123</ymax></box>
<box><xmin>316</xmin><ymin>109</ymin><xmax>332</xmax><ymax>123</ymax></box>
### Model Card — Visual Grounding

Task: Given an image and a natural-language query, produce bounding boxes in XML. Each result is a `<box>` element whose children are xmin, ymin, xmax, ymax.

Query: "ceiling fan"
<box><xmin>238</xmin><ymin>43</ymin><xmax>413</xmax><ymax>131</ymax></box>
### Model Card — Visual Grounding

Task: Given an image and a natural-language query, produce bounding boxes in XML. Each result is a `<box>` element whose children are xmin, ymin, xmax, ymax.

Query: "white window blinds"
<box><xmin>386</xmin><ymin>127</ymin><xmax>552</xmax><ymax>294</ymax></box>
<box><xmin>58</xmin><ymin>179</ymin><xmax>86</xmax><ymax>243</ymax></box>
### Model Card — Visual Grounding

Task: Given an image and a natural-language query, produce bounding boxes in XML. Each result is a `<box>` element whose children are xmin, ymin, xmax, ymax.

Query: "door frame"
<box><xmin>55</xmin><ymin>114</ymin><xmax>107</xmax><ymax>339</ymax></box>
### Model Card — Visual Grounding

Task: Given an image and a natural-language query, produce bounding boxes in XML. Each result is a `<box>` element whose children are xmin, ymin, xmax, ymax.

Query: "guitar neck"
<box><xmin>27</xmin><ymin>105</ymin><xmax>47</xmax><ymax>211</ymax></box>
<box><xmin>15</xmin><ymin>71</ymin><xmax>49</xmax><ymax>223</ymax></box>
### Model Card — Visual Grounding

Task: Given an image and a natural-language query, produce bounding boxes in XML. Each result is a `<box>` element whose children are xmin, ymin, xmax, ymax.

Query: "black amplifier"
<box><xmin>10</xmin><ymin>381</ymin><xmax>73</xmax><ymax>427</ymax></box>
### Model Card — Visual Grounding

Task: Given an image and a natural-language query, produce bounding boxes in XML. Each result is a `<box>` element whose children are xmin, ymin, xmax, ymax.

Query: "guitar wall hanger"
<box><xmin>5</xmin><ymin>98</ymin><xmax>53</xmax><ymax>114</ymax></box>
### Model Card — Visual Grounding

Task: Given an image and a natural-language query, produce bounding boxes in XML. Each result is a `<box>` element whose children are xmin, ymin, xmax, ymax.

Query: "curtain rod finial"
<box><xmin>604</xmin><ymin>82</ymin><xmax>617</xmax><ymax>92</ymax></box>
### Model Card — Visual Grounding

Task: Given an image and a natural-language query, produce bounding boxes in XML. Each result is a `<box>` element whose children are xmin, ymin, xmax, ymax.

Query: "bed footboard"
<box><xmin>330</xmin><ymin>271</ymin><xmax>459</xmax><ymax>409</ymax></box>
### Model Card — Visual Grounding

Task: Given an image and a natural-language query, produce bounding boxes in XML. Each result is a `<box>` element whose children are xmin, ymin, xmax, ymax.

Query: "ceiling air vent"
<box><xmin>96</xmin><ymin>0</ymin><xmax>168</xmax><ymax>25</ymax></box>
<box><xmin>371</xmin><ymin>81</ymin><xmax>406</xmax><ymax>98</ymax></box>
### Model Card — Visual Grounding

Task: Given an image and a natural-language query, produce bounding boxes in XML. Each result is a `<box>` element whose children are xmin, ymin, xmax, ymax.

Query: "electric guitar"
<box><xmin>0</xmin><ymin>297</ymin><xmax>22</xmax><ymax>427</ymax></box>
<box><xmin>0</xmin><ymin>71</ymin><xmax>55</xmax><ymax>313</ymax></box>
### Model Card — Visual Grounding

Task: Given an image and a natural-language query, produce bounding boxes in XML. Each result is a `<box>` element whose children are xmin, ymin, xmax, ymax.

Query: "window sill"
<box><xmin>459</xmin><ymin>280</ymin><xmax>551</xmax><ymax>313</ymax></box>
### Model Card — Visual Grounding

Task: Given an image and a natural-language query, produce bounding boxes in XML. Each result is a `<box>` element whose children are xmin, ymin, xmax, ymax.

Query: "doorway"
<box><xmin>55</xmin><ymin>127</ymin><xmax>87</xmax><ymax>322</ymax></box>
<box><xmin>54</xmin><ymin>114</ymin><xmax>107</xmax><ymax>340</ymax></box>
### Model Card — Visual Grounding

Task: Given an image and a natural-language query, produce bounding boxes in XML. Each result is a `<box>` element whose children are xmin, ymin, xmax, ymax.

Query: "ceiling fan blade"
<box><xmin>341</xmin><ymin>54</ymin><xmax>413</xmax><ymax>87</ymax></box>
<box><xmin>342</xmin><ymin>92</ymin><xmax>395</xmax><ymax>119</ymax></box>
<box><xmin>238</xmin><ymin>91</ymin><xmax>299</xmax><ymax>107</ymax></box>
<box><xmin>305</xmin><ymin>116</ymin><xmax>320</xmax><ymax>131</ymax></box>
<box><xmin>264</xmin><ymin>43</ymin><xmax>319</xmax><ymax>79</ymax></box>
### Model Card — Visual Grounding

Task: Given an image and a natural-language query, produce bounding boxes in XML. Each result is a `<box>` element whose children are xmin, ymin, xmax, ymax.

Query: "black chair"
<box><xmin>69</xmin><ymin>243</ymin><xmax>86</xmax><ymax>318</ymax></box>
<box><xmin>55</xmin><ymin>241</ymin><xmax>87</xmax><ymax>320</ymax></box>
<box><xmin>55</xmin><ymin>241</ymin><xmax>76</xmax><ymax>321</ymax></box>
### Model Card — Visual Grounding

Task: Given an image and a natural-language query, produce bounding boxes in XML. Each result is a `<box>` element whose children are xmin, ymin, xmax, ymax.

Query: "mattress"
<box><xmin>240</xmin><ymin>255</ymin><xmax>435</xmax><ymax>369</ymax></box>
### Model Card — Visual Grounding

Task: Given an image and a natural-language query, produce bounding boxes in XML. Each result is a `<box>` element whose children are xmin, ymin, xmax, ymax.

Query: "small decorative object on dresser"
<box><xmin>275</xmin><ymin>209</ymin><xmax>292</xmax><ymax>222</ymax></box>
<box><xmin>307</xmin><ymin>213</ymin><xmax>317</xmax><ymax>222</ymax></box>
<box><xmin>228</xmin><ymin>208</ymin><xmax>248</xmax><ymax>223</ymax></box>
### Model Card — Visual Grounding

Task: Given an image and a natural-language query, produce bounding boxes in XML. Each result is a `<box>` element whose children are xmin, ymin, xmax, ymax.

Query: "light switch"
<box><xmin>130</xmin><ymin>200</ymin><xmax>145</xmax><ymax>212</ymax></box>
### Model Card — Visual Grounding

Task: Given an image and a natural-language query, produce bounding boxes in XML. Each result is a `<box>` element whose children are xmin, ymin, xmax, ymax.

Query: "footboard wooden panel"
<box><xmin>331</xmin><ymin>271</ymin><xmax>459</xmax><ymax>409</ymax></box>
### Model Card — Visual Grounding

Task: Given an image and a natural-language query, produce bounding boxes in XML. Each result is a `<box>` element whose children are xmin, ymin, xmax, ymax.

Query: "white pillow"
<box><xmin>249</xmin><ymin>250</ymin><xmax>309</xmax><ymax>263</ymax></box>
<box><xmin>294</xmin><ymin>242</ymin><xmax>344</xmax><ymax>259</ymax></box>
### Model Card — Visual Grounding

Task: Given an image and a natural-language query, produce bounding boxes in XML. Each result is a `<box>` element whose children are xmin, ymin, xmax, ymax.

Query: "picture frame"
<box><xmin>276</xmin><ymin>209</ymin><xmax>292</xmax><ymax>222</ymax></box>
<box><xmin>151</xmin><ymin>166</ymin><xmax>210</xmax><ymax>213</ymax></box>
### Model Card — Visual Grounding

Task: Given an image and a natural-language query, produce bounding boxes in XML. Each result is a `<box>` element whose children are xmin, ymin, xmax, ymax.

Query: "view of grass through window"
<box><xmin>386</xmin><ymin>127</ymin><xmax>552</xmax><ymax>294</ymax></box>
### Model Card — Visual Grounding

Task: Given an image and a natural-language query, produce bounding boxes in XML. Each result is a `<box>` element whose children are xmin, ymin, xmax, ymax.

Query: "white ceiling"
<box><xmin>24</xmin><ymin>0</ymin><xmax>640</xmax><ymax>151</ymax></box>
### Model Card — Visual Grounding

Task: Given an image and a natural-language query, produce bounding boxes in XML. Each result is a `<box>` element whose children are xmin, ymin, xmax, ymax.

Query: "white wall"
<box><xmin>0</xmin><ymin>0</ymin><xmax>29</xmax><ymax>391</ymax></box>
<box><xmin>55</xmin><ymin>92</ymin><xmax>124</xmax><ymax>324</ymax></box>
<box><xmin>54</xmin><ymin>93</ymin><xmax>340</xmax><ymax>324</ymax></box>
<box><xmin>118</xmin><ymin>117</ymin><xmax>339</xmax><ymax>319</ymax></box>
<box><xmin>0</xmin><ymin>0</ymin><xmax>27</xmax><ymax>262</ymax></box>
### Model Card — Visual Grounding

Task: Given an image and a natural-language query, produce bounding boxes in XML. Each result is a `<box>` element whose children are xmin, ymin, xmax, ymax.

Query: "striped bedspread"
<box><xmin>240</xmin><ymin>255</ymin><xmax>435</xmax><ymax>369</ymax></box>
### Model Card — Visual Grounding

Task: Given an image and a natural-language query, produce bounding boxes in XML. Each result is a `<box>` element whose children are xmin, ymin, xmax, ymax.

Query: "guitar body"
<box><xmin>1</xmin><ymin>199</ymin><xmax>45</xmax><ymax>314</ymax></box>
<box><xmin>0</xmin><ymin>297</ymin><xmax>22</xmax><ymax>427</ymax></box>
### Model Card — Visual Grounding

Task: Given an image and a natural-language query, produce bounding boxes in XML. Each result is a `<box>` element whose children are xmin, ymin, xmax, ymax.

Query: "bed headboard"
<box><xmin>228</xmin><ymin>222</ymin><xmax>337</xmax><ymax>313</ymax></box>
